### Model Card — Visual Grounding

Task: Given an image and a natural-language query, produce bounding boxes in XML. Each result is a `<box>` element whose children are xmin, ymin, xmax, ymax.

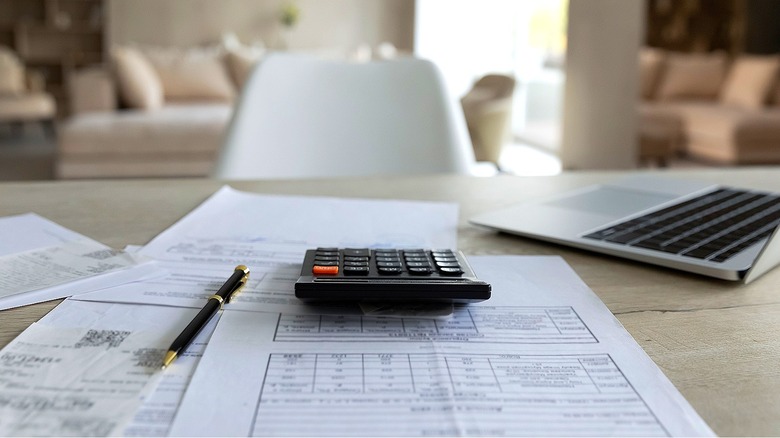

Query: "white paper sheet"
<box><xmin>0</xmin><ymin>263</ymin><xmax>165</xmax><ymax>311</ymax></box>
<box><xmin>76</xmin><ymin>186</ymin><xmax>459</xmax><ymax>314</ymax></box>
<box><xmin>0</xmin><ymin>213</ymin><xmax>160</xmax><ymax>310</ymax></box>
<box><xmin>0</xmin><ymin>299</ymin><xmax>210</xmax><ymax>436</ymax></box>
<box><xmin>168</xmin><ymin>256</ymin><xmax>714</xmax><ymax>437</ymax></box>
<box><xmin>122</xmin><ymin>317</ymin><xmax>219</xmax><ymax>437</ymax></box>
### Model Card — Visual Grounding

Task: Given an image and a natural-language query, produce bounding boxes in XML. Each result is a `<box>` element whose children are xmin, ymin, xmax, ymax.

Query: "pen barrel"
<box><xmin>216</xmin><ymin>269</ymin><xmax>246</xmax><ymax>299</ymax></box>
<box><xmin>168</xmin><ymin>299</ymin><xmax>221</xmax><ymax>354</ymax></box>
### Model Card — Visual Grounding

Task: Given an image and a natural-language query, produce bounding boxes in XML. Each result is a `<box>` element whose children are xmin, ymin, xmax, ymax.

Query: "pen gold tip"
<box><xmin>162</xmin><ymin>351</ymin><xmax>177</xmax><ymax>369</ymax></box>
<box><xmin>235</xmin><ymin>265</ymin><xmax>249</xmax><ymax>274</ymax></box>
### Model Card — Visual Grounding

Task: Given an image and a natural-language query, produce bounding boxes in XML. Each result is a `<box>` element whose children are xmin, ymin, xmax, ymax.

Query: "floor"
<box><xmin>0</xmin><ymin>125</ymin><xmax>708</xmax><ymax>182</ymax></box>
<box><xmin>0</xmin><ymin>124</ymin><xmax>56</xmax><ymax>181</ymax></box>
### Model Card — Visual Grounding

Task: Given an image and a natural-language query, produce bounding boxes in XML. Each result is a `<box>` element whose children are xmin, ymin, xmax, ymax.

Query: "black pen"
<box><xmin>162</xmin><ymin>265</ymin><xmax>250</xmax><ymax>368</ymax></box>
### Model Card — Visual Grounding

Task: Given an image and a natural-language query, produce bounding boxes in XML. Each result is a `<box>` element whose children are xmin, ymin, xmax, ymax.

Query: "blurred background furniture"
<box><xmin>0</xmin><ymin>46</ymin><xmax>56</xmax><ymax>135</ymax></box>
<box><xmin>460</xmin><ymin>74</ymin><xmax>515</xmax><ymax>168</ymax></box>
<box><xmin>0</xmin><ymin>0</ymin><xmax>106</xmax><ymax>118</ymax></box>
<box><xmin>638</xmin><ymin>47</ymin><xmax>780</xmax><ymax>165</ymax></box>
<box><xmin>215</xmin><ymin>53</ymin><xmax>475</xmax><ymax>179</ymax></box>
<box><xmin>55</xmin><ymin>44</ymin><xmax>259</xmax><ymax>179</ymax></box>
<box><xmin>638</xmin><ymin>105</ymin><xmax>682</xmax><ymax>167</ymax></box>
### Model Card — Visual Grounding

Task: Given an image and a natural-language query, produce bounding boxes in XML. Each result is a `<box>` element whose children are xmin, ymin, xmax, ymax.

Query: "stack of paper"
<box><xmin>0</xmin><ymin>187</ymin><xmax>715</xmax><ymax>436</ymax></box>
<box><xmin>0</xmin><ymin>213</ymin><xmax>161</xmax><ymax>310</ymax></box>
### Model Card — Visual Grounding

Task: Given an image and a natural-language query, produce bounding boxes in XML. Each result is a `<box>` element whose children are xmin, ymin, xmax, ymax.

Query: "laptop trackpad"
<box><xmin>545</xmin><ymin>186</ymin><xmax>676</xmax><ymax>219</ymax></box>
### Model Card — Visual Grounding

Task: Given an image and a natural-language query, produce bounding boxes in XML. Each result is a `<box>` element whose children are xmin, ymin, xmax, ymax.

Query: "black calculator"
<box><xmin>294</xmin><ymin>248</ymin><xmax>491</xmax><ymax>303</ymax></box>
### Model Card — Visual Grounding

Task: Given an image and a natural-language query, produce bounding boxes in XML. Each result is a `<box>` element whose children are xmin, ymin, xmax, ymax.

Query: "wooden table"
<box><xmin>2</xmin><ymin>169</ymin><xmax>780</xmax><ymax>436</ymax></box>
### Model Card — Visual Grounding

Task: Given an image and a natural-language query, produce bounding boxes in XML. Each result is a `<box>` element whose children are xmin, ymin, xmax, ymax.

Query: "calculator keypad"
<box><xmin>297</xmin><ymin>247</ymin><xmax>491</xmax><ymax>303</ymax></box>
<box><xmin>310</xmin><ymin>248</ymin><xmax>466</xmax><ymax>277</ymax></box>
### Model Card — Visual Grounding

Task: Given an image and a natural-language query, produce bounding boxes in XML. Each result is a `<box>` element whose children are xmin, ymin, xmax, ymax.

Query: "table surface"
<box><xmin>2</xmin><ymin>168</ymin><xmax>779</xmax><ymax>436</ymax></box>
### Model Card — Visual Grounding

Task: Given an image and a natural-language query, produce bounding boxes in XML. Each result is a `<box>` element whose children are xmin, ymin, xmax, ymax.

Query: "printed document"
<box><xmin>169</xmin><ymin>256</ymin><xmax>714</xmax><ymax>437</ymax></box>
<box><xmin>0</xmin><ymin>213</ymin><xmax>156</xmax><ymax>310</ymax></box>
<box><xmin>77</xmin><ymin>186</ymin><xmax>458</xmax><ymax>313</ymax></box>
<box><xmin>0</xmin><ymin>299</ymin><xmax>213</xmax><ymax>436</ymax></box>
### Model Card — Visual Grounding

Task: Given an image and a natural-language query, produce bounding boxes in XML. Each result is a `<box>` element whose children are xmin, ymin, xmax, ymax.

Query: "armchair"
<box><xmin>0</xmin><ymin>46</ymin><xmax>56</xmax><ymax>134</ymax></box>
<box><xmin>461</xmin><ymin>74</ymin><xmax>516</xmax><ymax>167</ymax></box>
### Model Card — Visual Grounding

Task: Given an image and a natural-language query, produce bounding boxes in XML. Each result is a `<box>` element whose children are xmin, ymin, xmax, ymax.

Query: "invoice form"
<box><xmin>76</xmin><ymin>186</ymin><xmax>459</xmax><ymax>313</ymax></box>
<box><xmin>169</xmin><ymin>257</ymin><xmax>714</xmax><ymax>437</ymax></box>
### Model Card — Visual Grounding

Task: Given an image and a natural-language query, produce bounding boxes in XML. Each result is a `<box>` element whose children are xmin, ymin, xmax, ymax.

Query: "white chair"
<box><xmin>214</xmin><ymin>53</ymin><xmax>475</xmax><ymax>179</ymax></box>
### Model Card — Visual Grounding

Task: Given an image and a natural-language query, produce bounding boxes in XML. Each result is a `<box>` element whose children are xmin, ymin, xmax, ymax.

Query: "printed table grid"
<box><xmin>274</xmin><ymin>307</ymin><xmax>597</xmax><ymax>343</ymax></box>
<box><xmin>252</xmin><ymin>353</ymin><xmax>668</xmax><ymax>437</ymax></box>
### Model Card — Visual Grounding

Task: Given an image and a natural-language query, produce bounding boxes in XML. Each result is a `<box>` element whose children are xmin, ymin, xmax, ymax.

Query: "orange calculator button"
<box><xmin>313</xmin><ymin>265</ymin><xmax>339</xmax><ymax>275</ymax></box>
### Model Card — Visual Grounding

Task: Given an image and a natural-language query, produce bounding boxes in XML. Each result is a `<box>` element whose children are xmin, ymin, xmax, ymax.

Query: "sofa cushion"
<box><xmin>656</xmin><ymin>52</ymin><xmax>727</xmax><ymax>101</ymax></box>
<box><xmin>68</xmin><ymin>67</ymin><xmax>117</xmax><ymax>115</ymax></box>
<box><xmin>0</xmin><ymin>46</ymin><xmax>25</xmax><ymax>95</ymax></box>
<box><xmin>143</xmin><ymin>46</ymin><xmax>236</xmax><ymax>102</ymax></box>
<box><xmin>59</xmin><ymin>104</ymin><xmax>231</xmax><ymax>155</ymax></box>
<box><xmin>112</xmin><ymin>46</ymin><xmax>164</xmax><ymax>110</ymax></box>
<box><xmin>720</xmin><ymin>55</ymin><xmax>780</xmax><ymax>110</ymax></box>
<box><xmin>57</xmin><ymin>104</ymin><xmax>232</xmax><ymax>178</ymax></box>
<box><xmin>672</xmin><ymin>102</ymin><xmax>780</xmax><ymax>163</ymax></box>
<box><xmin>225</xmin><ymin>47</ymin><xmax>264</xmax><ymax>89</ymax></box>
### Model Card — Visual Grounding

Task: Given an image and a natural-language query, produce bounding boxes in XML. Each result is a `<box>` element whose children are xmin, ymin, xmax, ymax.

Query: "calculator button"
<box><xmin>438</xmin><ymin>267</ymin><xmax>463</xmax><ymax>276</ymax></box>
<box><xmin>316</xmin><ymin>247</ymin><xmax>339</xmax><ymax>252</ymax></box>
<box><xmin>313</xmin><ymin>266</ymin><xmax>339</xmax><ymax>275</ymax></box>
<box><xmin>314</xmin><ymin>255</ymin><xmax>339</xmax><ymax>262</ymax></box>
<box><xmin>376</xmin><ymin>257</ymin><xmax>400</xmax><ymax>263</ymax></box>
<box><xmin>313</xmin><ymin>260</ymin><xmax>338</xmax><ymax>266</ymax></box>
<box><xmin>408</xmin><ymin>267</ymin><xmax>433</xmax><ymax>275</ymax></box>
<box><xmin>374</xmin><ymin>249</ymin><xmax>398</xmax><ymax>254</ymax></box>
<box><xmin>378</xmin><ymin>267</ymin><xmax>402</xmax><ymax>275</ymax></box>
<box><xmin>344</xmin><ymin>256</ymin><xmax>368</xmax><ymax>262</ymax></box>
<box><xmin>343</xmin><ymin>248</ymin><xmax>370</xmax><ymax>257</ymax></box>
<box><xmin>435</xmin><ymin>262</ymin><xmax>461</xmax><ymax>268</ymax></box>
<box><xmin>343</xmin><ymin>266</ymin><xmax>369</xmax><ymax>276</ymax></box>
<box><xmin>406</xmin><ymin>261</ymin><xmax>432</xmax><ymax>268</ymax></box>
<box><xmin>433</xmin><ymin>256</ymin><xmax>458</xmax><ymax>263</ymax></box>
<box><xmin>316</xmin><ymin>252</ymin><xmax>339</xmax><ymax>257</ymax></box>
<box><xmin>377</xmin><ymin>261</ymin><xmax>402</xmax><ymax>268</ymax></box>
<box><xmin>344</xmin><ymin>261</ymin><xmax>369</xmax><ymax>267</ymax></box>
<box><xmin>403</xmin><ymin>249</ymin><xmax>426</xmax><ymax>254</ymax></box>
<box><xmin>432</xmin><ymin>250</ymin><xmax>454</xmax><ymax>257</ymax></box>
<box><xmin>404</xmin><ymin>257</ymin><xmax>430</xmax><ymax>264</ymax></box>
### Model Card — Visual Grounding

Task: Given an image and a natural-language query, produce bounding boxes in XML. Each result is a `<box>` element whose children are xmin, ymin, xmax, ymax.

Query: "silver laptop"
<box><xmin>470</xmin><ymin>176</ymin><xmax>780</xmax><ymax>283</ymax></box>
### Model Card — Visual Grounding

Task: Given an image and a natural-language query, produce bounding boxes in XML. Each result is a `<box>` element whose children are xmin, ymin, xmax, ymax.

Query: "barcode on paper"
<box><xmin>74</xmin><ymin>330</ymin><xmax>131</xmax><ymax>349</ymax></box>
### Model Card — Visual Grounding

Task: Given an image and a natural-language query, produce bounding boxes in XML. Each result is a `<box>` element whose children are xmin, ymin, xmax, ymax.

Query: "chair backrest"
<box><xmin>471</xmin><ymin>74</ymin><xmax>516</xmax><ymax>100</ymax></box>
<box><xmin>214</xmin><ymin>53</ymin><xmax>475</xmax><ymax>179</ymax></box>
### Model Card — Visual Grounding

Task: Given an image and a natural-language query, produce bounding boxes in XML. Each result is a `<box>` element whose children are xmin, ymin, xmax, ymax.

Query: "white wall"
<box><xmin>560</xmin><ymin>0</ymin><xmax>644</xmax><ymax>169</ymax></box>
<box><xmin>108</xmin><ymin>0</ymin><xmax>414</xmax><ymax>52</ymax></box>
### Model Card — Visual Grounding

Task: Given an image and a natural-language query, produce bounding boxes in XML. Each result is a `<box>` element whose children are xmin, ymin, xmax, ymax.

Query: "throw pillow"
<box><xmin>112</xmin><ymin>46</ymin><xmax>164</xmax><ymax>110</ymax></box>
<box><xmin>638</xmin><ymin>47</ymin><xmax>665</xmax><ymax>100</ymax></box>
<box><xmin>143</xmin><ymin>46</ymin><xmax>236</xmax><ymax>102</ymax></box>
<box><xmin>0</xmin><ymin>46</ymin><xmax>25</xmax><ymax>95</ymax></box>
<box><xmin>225</xmin><ymin>47</ymin><xmax>264</xmax><ymax>89</ymax></box>
<box><xmin>720</xmin><ymin>55</ymin><xmax>780</xmax><ymax>109</ymax></box>
<box><xmin>656</xmin><ymin>52</ymin><xmax>728</xmax><ymax>101</ymax></box>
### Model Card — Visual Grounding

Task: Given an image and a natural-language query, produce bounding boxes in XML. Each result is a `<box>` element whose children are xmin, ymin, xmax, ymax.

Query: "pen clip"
<box><xmin>226</xmin><ymin>269</ymin><xmax>249</xmax><ymax>304</ymax></box>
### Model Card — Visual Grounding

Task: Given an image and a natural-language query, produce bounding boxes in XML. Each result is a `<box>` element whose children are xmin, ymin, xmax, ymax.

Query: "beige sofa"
<box><xmin>57</xmin><ymin>45</ymin><xmax>259</xmax><ymax>179</ymax></box>
<box><xmin>639</xmin><ymin>49</ymin><xmax>780</xmax><ymax>165</ymax></box>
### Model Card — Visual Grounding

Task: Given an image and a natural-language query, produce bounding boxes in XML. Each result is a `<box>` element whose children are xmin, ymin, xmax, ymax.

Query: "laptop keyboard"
<box><xmin>583</xmin><ymin>189</ymin><xmax>780</xmax><ymax>263</ymax></box>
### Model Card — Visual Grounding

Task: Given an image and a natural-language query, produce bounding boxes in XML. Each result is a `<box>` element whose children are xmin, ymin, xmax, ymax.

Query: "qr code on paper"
<box><xmin>74</xmin><ymin>329</ymin><xmax>131</xmax><ymax>349</ymax></box>
<box><xmin>132</xmin><ymin>348</ymin><xmax>166</xmax><ymax>368</ymax></box>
